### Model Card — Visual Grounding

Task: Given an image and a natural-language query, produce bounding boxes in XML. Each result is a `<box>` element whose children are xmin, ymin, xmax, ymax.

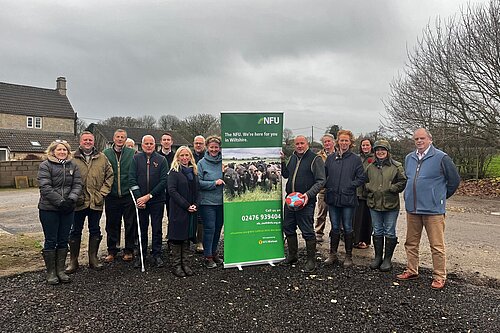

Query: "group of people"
<box><xmin>37</xmin><ymin>129</ymin><xmax>226</xmax><ymax>284</ymax></box>
<box><xmin>38</xmin><ymin>125</ymin><xmax>460</xmax><ymax>291</ymax></box>
<box><xmin>282</xmin><ymin>128</ymin><xmax>460</xmax><ymax>290</ymax></box>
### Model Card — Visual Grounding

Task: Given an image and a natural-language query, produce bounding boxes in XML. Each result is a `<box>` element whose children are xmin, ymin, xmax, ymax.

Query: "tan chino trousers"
<box><xmin>404</xmin><ymin>213</ymin><xmax>447</xmax><ymax>281</ymax></box>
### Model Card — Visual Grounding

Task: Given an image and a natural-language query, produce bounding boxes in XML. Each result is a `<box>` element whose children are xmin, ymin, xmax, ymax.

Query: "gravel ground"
<box><xmin>1</xmin><ymin>248</ymin><xmax>499</xmax><ymax>333</ymax></box>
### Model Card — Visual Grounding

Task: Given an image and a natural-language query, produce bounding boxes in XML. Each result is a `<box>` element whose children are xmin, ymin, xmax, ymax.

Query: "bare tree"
<box><xmin>283</xmin><ymin>128</ymin><xmax>293</xmax><ymax>143</ymax></box>
<box><xmin>158</xmin><ymin>115</ymin><xmax>182</xmax><ymax>130</ymax></box>
<box><xmin>387</xmin><ymin>1</ymin><xmax>500</xmax><ymax>142</ymax></box>
<box><xmin>384</xmin><ymin>0</ymin><xmax>500</xmax><ymax>177</ymax></box>
<box><xmin>76</xmin><ymin>118</ymin><xmax>87</xmax><ymax>135</ymax></box>
<box><xmin>137</xmin><ymin>115</ymin><xmax>157</xmax><ymax>129</ymax></box>
<box><xmin>177</xmin><ymin>114</ymin><xmax>220</xmax><ymax>142</ymax></box>
<box><xmin>99</xmin><ymin>116</ymin><xmax>141</xmax><ymax>128</ymax></box>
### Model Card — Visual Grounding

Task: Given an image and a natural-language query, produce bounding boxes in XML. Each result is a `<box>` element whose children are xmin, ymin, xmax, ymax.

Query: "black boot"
<box><xmin>325</xmin><ymin>232</ymin><xmax>341</xmax><ymax>265</ymax></box>
<box><xmin>56</xmin><ymin>248</ymin><xmax>71</xmax><ymax>283</ymax></box>
<box><xmin>282</xmin><ymin>235</ymin><xmax>298</xmax><ymax>265</ymax></box>
<box><xmin>182</xmin><ymin>242</ymin><xmax>194</xmax><ymax>276</ymax></box>
<box><xmin>370</xmin><ymin>236</ymin><xmax>384</xmax><ymax>270</ymax></box>
<box><xmin>304</xmin><ymin>239</ymin><xmax>316</xmax><ymax>273</ymax></box>
<box><xmin>88</xmin><ymin>235</ymin><xmax>103</xmax><ymax>270</ymax></box>
<box><xmin>344</xmin><ymin>232</ymin><xmax>354</xmax><ymax>267</ymax></box>
<box><xmin>42</xmin><ymin>250</ymin><xmax>59</xmax><ymax>285</ymax></box>
<box><xmin>171</xmin><ymin>244</ymin><xmax>186</xmax><ymax>277</ymax></box>
<box><xmin>380</xmin><ymin>237</ymin><xmax>398</xmax><ymax>272</ymax></box>
<box><xmin>65</xmin><ymin>237</ymin><xmax>80</xmax><ymax>274</ymax></box>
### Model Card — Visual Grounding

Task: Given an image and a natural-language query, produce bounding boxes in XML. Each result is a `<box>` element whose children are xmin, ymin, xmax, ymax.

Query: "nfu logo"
<box><xmin>258</xmin><ymin>117</ymin><xmax>280</xmax><ymax>125</ymax></box>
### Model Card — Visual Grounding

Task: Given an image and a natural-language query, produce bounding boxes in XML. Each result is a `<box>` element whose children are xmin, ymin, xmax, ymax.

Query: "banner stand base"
<box><xmin>224</xmin><ymin>258</ymin><xmax>285</xmax><ymax>269</ymax></box>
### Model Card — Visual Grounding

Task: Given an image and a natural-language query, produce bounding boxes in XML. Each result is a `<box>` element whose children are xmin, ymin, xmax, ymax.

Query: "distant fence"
<box><xmin>0</xmin><ymin>161</ymin><xmax>41</xmax><ymax>188</ymax></box>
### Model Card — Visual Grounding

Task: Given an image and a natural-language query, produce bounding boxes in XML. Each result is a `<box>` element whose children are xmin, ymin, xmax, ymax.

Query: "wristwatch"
<box><xmin>149</xmin><ymin>194</ymin><xmax>153</xmax><ymax>199</ymax></box>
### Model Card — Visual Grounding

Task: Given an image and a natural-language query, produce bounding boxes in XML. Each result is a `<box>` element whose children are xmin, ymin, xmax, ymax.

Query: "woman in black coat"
<box><xmin>38</xmin><ymin>140</ymin><xmax>82</xmax><ymax>285</ymax></box>
<box><xmin>167</xmin><ymin>146</ymin><xmax>200</xmax><ymax>277</ymax></box>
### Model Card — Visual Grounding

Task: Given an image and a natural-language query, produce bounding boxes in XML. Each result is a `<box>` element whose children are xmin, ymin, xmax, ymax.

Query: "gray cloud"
<box><xmin>0</xmin><ymin>0</ymin><xmax>488</xmax><ymax>139</ymax></box>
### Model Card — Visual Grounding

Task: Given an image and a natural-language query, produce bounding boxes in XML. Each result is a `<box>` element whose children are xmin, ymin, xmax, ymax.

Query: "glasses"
<box><xmin>55</xmin><ymin>139</ymin><xmax>67</xmax><ymax>143</ymax></box>
<box><xmin>194</xmin><ymin>142</ymin><xmax>204</xmax><ymax>145</ymax></box>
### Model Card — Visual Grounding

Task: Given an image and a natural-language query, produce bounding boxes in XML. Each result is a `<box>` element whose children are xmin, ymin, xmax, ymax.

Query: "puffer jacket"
<box><xmin>73</xmin><ymin>147</ymin><xmax>114</xmax><ymax>211</ymax></box>
<box><xmin>365</xmin><ymin>157</ymin><xmax>407</xmax><ymax>211</ymax></box>
<box><xmin>197</xmin><ymin>151</ymin><xmax>223</xmax><ymax>206</ymax></box>
<box><xmin>38</xmin><ymin>155</ymin><xmax>82</xmax><ymax>211</ymax></box>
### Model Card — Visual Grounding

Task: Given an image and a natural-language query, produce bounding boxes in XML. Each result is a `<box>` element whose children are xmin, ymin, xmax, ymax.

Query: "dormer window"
<box><xmin>27</xmin><ymin>116</ymin><xmax>42</xmax><ymax>129</ymax></box>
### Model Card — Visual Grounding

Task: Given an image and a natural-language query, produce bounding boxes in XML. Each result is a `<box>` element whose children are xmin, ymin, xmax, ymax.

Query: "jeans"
<box><xmin>369</xmin><ymin>209</ymin><xmax>399</xmax><ymax>238</ymax></box>
<box><xmin>39</xmin><ymin>209</ymin><xmax>73</xmax><ymax>250</ymax></box>
<box><xmin>105</xmin><ymin>195</ymin><xmax>137</xmax><ymax>255</ymax></box>
<box><xmin>138</xmin><ymin>201</ymin><xmax>164</xmax><ymax>257</ymax></box>
<box><xmin>283</xmin><ymin>202</ymin><xmax>315</xmax><ymax>240</ymax></box>
<box><xmin>201</xmin><ymin>205</ymin><xmax>223</xmax><ymax>257</ymax></box>
<box><xmin>70</xmin><ymin>208</ymin><xmax>102</xmax><ymax>239</ymax></box>
<box><xmin>328</xmin><ymin>206</ymin><xmax>355</xmax><ymax>235</ymax></box>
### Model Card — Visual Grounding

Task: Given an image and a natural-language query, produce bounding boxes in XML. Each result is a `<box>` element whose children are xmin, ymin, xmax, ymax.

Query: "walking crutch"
<box><xmin>130</xmin><ymin>189</ymin><xmax>145</xmax><ymax>272</ymax></box>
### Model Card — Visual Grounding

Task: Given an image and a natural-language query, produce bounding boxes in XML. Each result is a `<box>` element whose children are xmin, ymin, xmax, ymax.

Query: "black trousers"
<box><xmin>105</xmin><ymin>194</ymin><xmax>137</xmax><ymax>255</ymax></box>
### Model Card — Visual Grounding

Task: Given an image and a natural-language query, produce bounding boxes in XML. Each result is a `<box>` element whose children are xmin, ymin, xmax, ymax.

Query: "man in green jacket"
<box><xmin>103</xmin><ymin>129</ymin><xmax>137</xmax><ymax>263</ymax></box>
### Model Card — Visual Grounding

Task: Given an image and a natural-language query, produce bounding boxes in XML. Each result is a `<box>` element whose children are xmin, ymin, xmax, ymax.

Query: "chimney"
<box><xmin>56</xmin><ymin>77</ymin><xmax>67</xmax><ymax>96</ymax></box>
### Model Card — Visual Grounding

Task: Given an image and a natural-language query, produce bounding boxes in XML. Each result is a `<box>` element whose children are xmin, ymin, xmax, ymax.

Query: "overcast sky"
<box><xmin>0</xmin><ymin>0</ymin><xmax>489</xmax><ymax>140</ymax></box>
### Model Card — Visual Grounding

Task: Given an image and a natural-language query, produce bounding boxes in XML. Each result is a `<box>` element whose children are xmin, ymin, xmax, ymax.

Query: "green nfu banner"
<box><xmin>221</xmin><ymin>111</ymin><xmax>285</xmax><ymax>268</ymax></box>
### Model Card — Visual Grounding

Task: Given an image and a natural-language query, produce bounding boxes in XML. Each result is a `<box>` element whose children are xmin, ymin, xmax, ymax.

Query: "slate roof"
<box><xmin>0</xmin><ymin>129</ymin><xmax>79</xmax><ymax>153</ymax></box>
<box><xmin>87</xmin><ymin>124</ymin><xmax>191</xmax><ymax>147</ymax></box>
<box><xmin>0</xmin><ymin>81</ymin><xmax>76</xmax><ymax>119</ymax></box>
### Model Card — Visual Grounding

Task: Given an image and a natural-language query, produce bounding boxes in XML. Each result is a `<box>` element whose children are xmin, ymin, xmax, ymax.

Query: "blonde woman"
<box><xmin>167</xmin><ymin>146</ymin><xmax>200</xmax><ymax>277</ymax></box>
<box><xmin>37</xmin><ymin>140</ymin><xmax>82</xmax><ymax>284</ymax></box>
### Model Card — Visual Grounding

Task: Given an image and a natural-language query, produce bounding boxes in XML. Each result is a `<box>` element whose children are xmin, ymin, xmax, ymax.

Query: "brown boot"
<box><xmin>343</xmin><ymin>232</ymin><xmax>354</xmax><ymax>267</ymax></box>
<box><xmin>324</xmin><ymin>232</ymin><xmax>340</xmax><ymax>265</ymax></box>
<box><xmin>182</xmin><ymin>242</ymin><xmax>194</xmax><ymax>276</ymax></box>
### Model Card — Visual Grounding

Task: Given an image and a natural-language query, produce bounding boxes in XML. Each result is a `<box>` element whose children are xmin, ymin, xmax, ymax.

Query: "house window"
<box><xmin>26</xmin><ymin>116</ymin><xmax>42</xmax><ymax>129</ymax></box>
<box><xmin>35</xmin><ymin>117</ymin><xmax>42</xmax><ymax>129</ymax></box>
<box><xmin>0</xmin><ymin>148</ymin><xmax>8</xmax><ymax>161</ymax></box>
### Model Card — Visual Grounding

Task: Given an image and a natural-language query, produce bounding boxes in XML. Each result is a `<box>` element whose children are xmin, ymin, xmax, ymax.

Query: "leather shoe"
<box><xmin>431</xmin><ymin>279</ymin><xmax>446</xmax><ymax>290</ymax></box>
<box><xmin>396</xmin><ymin>271</ymin><xmax>419</xmax><ymax>280</ymax></box>
<box><xmin>104</xmin><ymin>254</ymin><xmax>115</xmax><ymax>263</ymax></box>
<box><xmin>122</xmin><ymin>253</ymin><xmax>133</xmax><ymax>262</ymax></box>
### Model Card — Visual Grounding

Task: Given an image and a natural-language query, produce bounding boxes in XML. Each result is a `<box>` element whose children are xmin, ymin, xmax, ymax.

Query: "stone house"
<box><xmin>0</xmin><ymin>77</ymin><xmax>79</xmax><ymax>161</ymax></box>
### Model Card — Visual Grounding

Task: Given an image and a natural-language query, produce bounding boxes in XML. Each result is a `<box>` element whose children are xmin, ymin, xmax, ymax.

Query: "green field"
<box><xmin>486</xmin><ymin>155</ymin><xmax>500</xmax><ymax>177</ymax></box>
<box><xmin>224</xmin><ymin>186</ymin><xmax>282</xmax><ymax>203</ymax></box>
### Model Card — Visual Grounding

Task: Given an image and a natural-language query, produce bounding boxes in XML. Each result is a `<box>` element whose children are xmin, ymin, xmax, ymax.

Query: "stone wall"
<box><xmin>0</xmin><ymin>160</ymin><xmax>41</xmax><ymax>188</ymax></box>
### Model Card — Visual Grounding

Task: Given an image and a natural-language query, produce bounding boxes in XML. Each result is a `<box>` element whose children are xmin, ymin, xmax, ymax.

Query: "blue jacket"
<box><xmin>324</xmin><ymin>150</ymin><xmax>365</xmax><ymax>207</ymax></box>
<box><xmin>197</xmin><ymin>151</ymin><xmax>223</xmax><ymax>205</ymax></box>
<box><xmin>404</xmin><ymin>145</ymin><xmax>460</xmax><ymax>215</ymax></box>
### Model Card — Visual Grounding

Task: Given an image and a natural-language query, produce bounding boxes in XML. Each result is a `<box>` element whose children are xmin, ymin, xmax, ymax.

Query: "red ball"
<box><xmin>285</xmin><ymin>192</ymin><xmax>305</xmax><ymax>210</ymax></box>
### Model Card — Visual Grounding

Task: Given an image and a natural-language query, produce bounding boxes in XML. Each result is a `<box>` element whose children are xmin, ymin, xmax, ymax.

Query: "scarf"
<box><xmin>181</xmin><ymin>165</ymin><xmax>194</xmax><ymax>181</ymax></box>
